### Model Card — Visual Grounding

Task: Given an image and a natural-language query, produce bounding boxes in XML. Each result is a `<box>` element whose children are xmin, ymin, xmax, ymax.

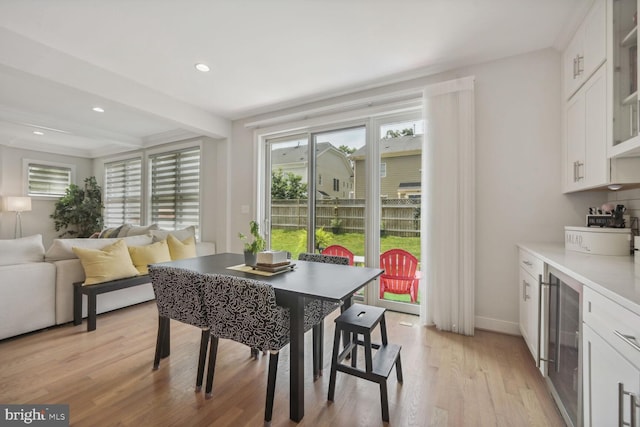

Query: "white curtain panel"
<box><xmin>420</xmin><ymin>76</ymin><xmax>475</xmax><ymax>336</ymax></box>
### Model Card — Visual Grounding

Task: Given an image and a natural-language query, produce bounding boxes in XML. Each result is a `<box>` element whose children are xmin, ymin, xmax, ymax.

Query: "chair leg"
<box><xmin>195</xmin><ymin>329</ymin><xmax>209</xmax><ymax>391</ymax></box>
<box><xmin>153</xmin><ymin>316</ymin><xmax>167</xmax><ymax>370</ymax></box>
<box><xmin>350</xmin><ymin>332</ymin><xmax>358</xmax><ymax>368</ymax></box>
<box><xmin>205</xmin><ymin>336</ymin><xmax>219</xmax><ymax>399</ymax></box>
<box><xmin>379</xmin><ymin>380</ymin><xmax>390</xmax><ymax>422</ymax></box>
<box><xmin>264</xmin><ymin>351</ymin><xmax>279</xmax><ymax>424</ymax></box>
<box><xmin>395</xmin><ymin>352</ymin><xmax>404</xmax><ymax>383</ymax></box>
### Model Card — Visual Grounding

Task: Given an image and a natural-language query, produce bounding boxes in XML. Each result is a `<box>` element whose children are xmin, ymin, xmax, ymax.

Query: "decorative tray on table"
<box><xmin>252</xmin><ymin>261</ymin><xmax>295</xmax><ymax>273</ymax></box>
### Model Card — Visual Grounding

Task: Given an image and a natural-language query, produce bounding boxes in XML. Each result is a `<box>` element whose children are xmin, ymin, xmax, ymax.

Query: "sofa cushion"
<box><xmin>72</xmin><ymin>239</ymin><xmax>140</xmax><ymax>285</ymax></box>
<box><xmin>167</xmin><ymin>234</ymin><xmax>197</xmax><ymax>260</ymax></box>
<box><xmin>150</xmin><ymin>226</ymin><xmax>196</xmax><ymax>243</ymax></box>
<box><xmin>98</xmin><ymin>224</ymin><xmax>127</xmax><ymax>238</ymax></box>
<box><xmin>0</xmin><ymin>234</ymin><xmax>45</xmax><ymax>266</ymax></box>
<box><xmin>0</xmin><ymin>262</ymin><xmax>56</xmax><ymax>340</ymax></box>
<box><xmin>128</xmin><ymin>240</ymin><xmax>171</xmax><ymax>275</ymax></box>
<box><xmin>124</xmin><ymin>223</ymin><xmax>159</xmax><ymax>237</ymax></box>
<box><xmin>45</xmin><ymin>234</ymin><xmax>153</xmax><ymax>261</ymax></box>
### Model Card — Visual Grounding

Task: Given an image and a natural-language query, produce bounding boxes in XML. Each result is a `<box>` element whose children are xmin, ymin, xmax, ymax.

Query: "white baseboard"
<box><xmin>475</xmin><ymin>315</ymin><xmax>520</xmax><ymax>335</ymax></box>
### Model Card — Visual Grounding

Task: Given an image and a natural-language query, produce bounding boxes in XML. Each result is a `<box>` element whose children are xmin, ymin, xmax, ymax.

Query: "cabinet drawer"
<box><xmin>518</xmin><ymin>249</ymin><xmax>544</xmax><ymax>278</ymax></box>
<box><xmin>583</xmin><ymin>286</ymin><xmax>640</xmax><ymax>369</ymax></box>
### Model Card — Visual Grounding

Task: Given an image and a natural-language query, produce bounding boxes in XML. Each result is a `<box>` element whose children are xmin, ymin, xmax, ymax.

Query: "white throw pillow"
<box><xmin>45</xmin><ymin>234</ymin><xmax>153</xmax><ymax>261</ymax></box>
<box><xmin>0</xmin><ymin>234</ymin><xmax>45</xmax><ymax>266</ymax></box>
<box><xmin>150</xmin><ymin>226</ymin><xmax>196</xmax><ymax>243</ymax></box>
<box><xmin>125</xmin><ymin>223</ymin><xmax>159</xmax><ymax>237</ymax></box>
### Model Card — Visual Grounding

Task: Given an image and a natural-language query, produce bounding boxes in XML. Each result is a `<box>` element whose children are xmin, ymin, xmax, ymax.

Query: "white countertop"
<box><xmin>518</xmin><ymin>242</ymin><xmax>640</xmax><ymax>315</ymax></box>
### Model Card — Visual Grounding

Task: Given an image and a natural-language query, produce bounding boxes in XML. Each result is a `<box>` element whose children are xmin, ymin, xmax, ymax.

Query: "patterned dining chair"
<box><xmin>379</xmin><ymin>248</ymin><xmax>419</xmax><ymax>303</ymax></box>
<box><xmin>298</xmin><ymin>252</ymin><xmax>350</xmax><ymax>379</ymax></box>
<box><xmin>321</xmin><ymin>245</ymin><xmax>355</xmax><ymax>265</ymax></box>
<box><xmin>201</xmin><ymin>274</ymin><xmax>324</xmax><ymax>424</ymax></box>
<box><xmin>148</xmin><ymin>265</ymin><xmax>210</xmax><ymax>392</ymax></box>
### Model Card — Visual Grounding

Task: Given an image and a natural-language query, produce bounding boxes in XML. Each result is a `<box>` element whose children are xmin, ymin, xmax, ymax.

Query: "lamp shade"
<box><xmin>5</xmin><ymin>196</ymin><xmax>32</xmax><ymax>212</ymax></box>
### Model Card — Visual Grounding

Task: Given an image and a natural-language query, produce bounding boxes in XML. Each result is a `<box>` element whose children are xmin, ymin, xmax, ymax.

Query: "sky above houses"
<box><xmin>271</xmin><ymin>119</ymin><xmax>424</xmax><ymax>151</ymax></box>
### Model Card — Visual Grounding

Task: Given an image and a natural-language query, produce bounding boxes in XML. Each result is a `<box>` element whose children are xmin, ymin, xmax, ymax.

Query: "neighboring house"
<box><xmin>351</xmin><ymin>134</ymin><xmax>422</xmax><ymax>199</ymax></box>
<box><xmin>270</xmin><ymin>142</ymin><xmax>354</xmax><ymax>199</ymax></box>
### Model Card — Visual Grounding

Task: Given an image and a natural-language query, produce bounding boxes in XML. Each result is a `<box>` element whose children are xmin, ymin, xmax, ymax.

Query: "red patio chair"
<box><xmin>379</xmin><ymin>249</ymin><xmax>419</xmax><ymax>303</ymax></box>
<box><xmin>322</xmin><ymin>245</ymin><xmax>354</xmax><ymax>265</ymax></box>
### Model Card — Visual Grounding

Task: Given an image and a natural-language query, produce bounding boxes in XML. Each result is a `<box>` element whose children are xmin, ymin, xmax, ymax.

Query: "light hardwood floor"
<box><xmin>0</xmin><ymin>301</ymin><xmax>565</xmax><ymax>426</ymax></box>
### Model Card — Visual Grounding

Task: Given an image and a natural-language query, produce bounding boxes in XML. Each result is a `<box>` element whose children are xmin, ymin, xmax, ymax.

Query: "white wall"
<box><xmin>229</xmin><ymin>48</ymin><xmax>604</xmax><ymax>334</ymax></box>
<box><xmin>0</xmin><ymin>144</ymin><xmax>93</xmax><ymax>247</ymax></box>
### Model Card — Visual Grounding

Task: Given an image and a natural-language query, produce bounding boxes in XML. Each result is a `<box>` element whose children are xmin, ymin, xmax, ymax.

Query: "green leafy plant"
<box><xmin>51</xmin><ymin>176</ymin><xmax>104</xmax><ymax>238</ymax></box>
<box><xmin>314</xmin><ymin>227</ymin><xmax>332</xmax><ymax>251</ymax></box>
<box><xmin>296</xmin><ymin>227</ymin><xmax>333</xmax><ymax>253</ymax></box>
<box><xmin>330</xmin><ymin>217</ymin><xmax>343</xmax><ymax>234</ymax></box>
<box><xmin>238</xmin><ymin>220</ymin><xmax>266</xmax><ymax>254</ymax></box>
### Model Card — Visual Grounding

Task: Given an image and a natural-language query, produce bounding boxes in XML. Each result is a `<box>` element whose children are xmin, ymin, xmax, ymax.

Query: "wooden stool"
<box><xmin>327</xmin><ymin>303</ymin><xmax>403</xmax><ymax>422</ymax></box>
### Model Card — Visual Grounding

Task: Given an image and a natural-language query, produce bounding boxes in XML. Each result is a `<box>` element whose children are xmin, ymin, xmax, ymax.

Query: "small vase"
<box><xmin>244</xmin><ymin>251</ymin><xmax>257</xmax><ymax>267</ymax></box>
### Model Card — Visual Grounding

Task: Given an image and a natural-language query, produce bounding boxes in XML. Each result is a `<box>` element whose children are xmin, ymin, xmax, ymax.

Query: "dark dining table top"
<box><xmin>156</xmin><ymin>252</ymin><xmax>384</xmax><ymax>302</ymax></box>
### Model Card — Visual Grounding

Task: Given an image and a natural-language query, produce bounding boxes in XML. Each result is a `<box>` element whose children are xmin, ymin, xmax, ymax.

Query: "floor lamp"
<box><xmin>5</xmin><ymin>196</ymin><xmax>32</xmax><ymax>238</ymax></box>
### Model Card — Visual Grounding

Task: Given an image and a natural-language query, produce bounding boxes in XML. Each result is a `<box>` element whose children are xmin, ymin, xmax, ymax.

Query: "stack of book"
<box><xmin>254</xmin><ymin>251</ymin><xmax>294</xmax><ymax>272</ymax></box>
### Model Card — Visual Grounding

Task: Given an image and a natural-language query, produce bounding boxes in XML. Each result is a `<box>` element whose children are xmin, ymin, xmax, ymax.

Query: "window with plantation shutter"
<box><xmin>26</xmin><ymin>162</ymin><xmax>73</xmax><ymax>197</ymax></box>
<box><xmin>149</xmin><ymin>147</ymin><xmax>200</xmax><ymax>233</ymax></box>
<box><xmin>104</xmin><ymin>158</ymin><xmax>142</xmax><ymax>228</ymax></box>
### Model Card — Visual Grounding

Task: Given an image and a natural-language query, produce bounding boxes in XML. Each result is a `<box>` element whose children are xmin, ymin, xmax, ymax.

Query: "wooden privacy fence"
<box><xmin>271</xmin><ymin>198</ymin><xmax>421</xmax><ymax>237</ymax></box>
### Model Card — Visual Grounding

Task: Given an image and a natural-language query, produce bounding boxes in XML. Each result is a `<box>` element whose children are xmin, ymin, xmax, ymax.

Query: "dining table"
<box><xmin>154</xmin><ymin>252</ymin><xmax>383</xmax><ymax>422</ymax></box>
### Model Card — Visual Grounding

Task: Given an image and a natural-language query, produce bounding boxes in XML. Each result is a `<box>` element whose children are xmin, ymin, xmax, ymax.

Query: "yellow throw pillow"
<box><xmin>72</xmin><ymin>239</ymin><xmax>139</xmax><ymax>285</ymax></box>
<box><xmin>167</xmin><ymin>234</ymin><xmax>197</xmax><ymax>260</ymax></box>
<box><xmin>128</xmin><ymin>240</ymin><xmax>172</xmax><ymax>275</ymax></box>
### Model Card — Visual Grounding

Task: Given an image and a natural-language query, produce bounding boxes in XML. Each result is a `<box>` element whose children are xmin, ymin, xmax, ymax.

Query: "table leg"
<box><xmin>289</xmin><ymin>295</ymin><xmax>304</xmax><ymax>422</ymax></box>
<box><xmin>341</xmin><ymin>296</ymin><xmax>353</xmax><ymax>351</ymax></box>
<box><xmin>87</xmin><ymin>293</ymin><xmax>97</xmax><ymax>331</ymax></box>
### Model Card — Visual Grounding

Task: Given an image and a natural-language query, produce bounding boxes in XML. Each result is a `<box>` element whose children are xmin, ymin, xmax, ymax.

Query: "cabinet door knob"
<box><xmin>576</xmin><ymin>161</ymin><xmax>584</xmax><ymax>181</ymax></box>
<box><xmin>522</xmin><ymin>280</ymin><xmax>530</xmax><ymax>301</ymax></box>
<box><xmin>576</xmin><ymin>54</ymin><xmax>584</xmax><ymax>76</ymax></box>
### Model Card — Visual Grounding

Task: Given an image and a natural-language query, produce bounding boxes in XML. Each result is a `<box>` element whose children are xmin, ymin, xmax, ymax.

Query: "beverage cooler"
<box><xmin>542</xmin><ymin>266</ymin><xmax>583</xmax><ymax>427</ymax></box>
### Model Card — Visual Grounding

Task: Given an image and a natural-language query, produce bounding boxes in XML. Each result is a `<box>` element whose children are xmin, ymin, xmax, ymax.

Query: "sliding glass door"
<box><xmin>262</xmin><ymin>112</ymin><xmax>423</xmax><ymax>315</ymax></box>
<box><xmin>372</xmin><ymin>113</ymin><xmax>423</xmax><ymax>315</ymax></box>
<box><xmin>264</xmin><ymin>134</ymin><xmax>309</xmax><ymax>256</ymax></box>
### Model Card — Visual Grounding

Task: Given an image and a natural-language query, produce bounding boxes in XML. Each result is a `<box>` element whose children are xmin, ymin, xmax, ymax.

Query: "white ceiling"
<box><xmin>0</xmin><ymin>0</ymin><xmax>589</xmax><ymax>158</ymax></box>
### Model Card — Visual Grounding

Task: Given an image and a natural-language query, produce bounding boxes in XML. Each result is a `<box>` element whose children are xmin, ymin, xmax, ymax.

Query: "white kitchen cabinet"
<box><xmin>563</xmin><ymin>0</ymin><xmax>640</xmax><ymax>192</ymax></box>
<box><xmin>518</xmin><ymin>248</ymin><xmax>544</xmax><ymax>374</ymax></box>
<box><xmin>565</xmin><ymin>64</ymin><xmax>608</xmax><ymax>192</ymax></box>
<box><xmin>583</xmin><ymin>325</ymin><xmax>640</xmax><ymax>426</ymax></box>
<box><xmin>610</xmin><ymin>0</ymin><xmax>640</xmax><ymax>157</ymax></box>
<box><xmin>564</xmin><ymin>0</ymin><xmax>606</xmax><ymax>100</ymax></box>
<box><xmin>583</xmin><ymin>287</ymin><xmax>640</xmax><ymax>426</ymax></box>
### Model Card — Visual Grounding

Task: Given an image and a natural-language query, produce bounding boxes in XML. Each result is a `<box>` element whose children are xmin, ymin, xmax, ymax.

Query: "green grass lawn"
<box><xmin>271</xmin><ymin>229</ymin><xmax>420</xmax><ymax>304</ymax></box>
<box><xmin>270</xmin><ymin>229</ymin><xmax>420</xmax><ymax>260</ymax></box>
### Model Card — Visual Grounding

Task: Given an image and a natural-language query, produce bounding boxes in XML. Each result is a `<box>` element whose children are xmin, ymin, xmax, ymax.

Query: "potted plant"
<box><xmin>238</xmin><ymin>220</ymin><xmax>266</xmax><ymax>266</ymax></box>
<box><xmin>51</xmin><ymin>176</ymin><xmax>104</xmax><ymax>238</ymax></box>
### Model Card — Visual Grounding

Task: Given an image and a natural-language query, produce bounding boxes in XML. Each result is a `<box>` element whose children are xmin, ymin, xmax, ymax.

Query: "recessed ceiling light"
<box><xmin>92</xmin><ymin>107</ymin><xmax>105</xmax><ymax>113</ymax></box>
<box><xmin>33</xmin><ymin>131</ymin><xmax>44</xmax><ymax>136</ymax></box>
<box><xmin>195</xmin><ymin>63</ymin><xmax>210</xmax><ymax>72</ymax></box>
